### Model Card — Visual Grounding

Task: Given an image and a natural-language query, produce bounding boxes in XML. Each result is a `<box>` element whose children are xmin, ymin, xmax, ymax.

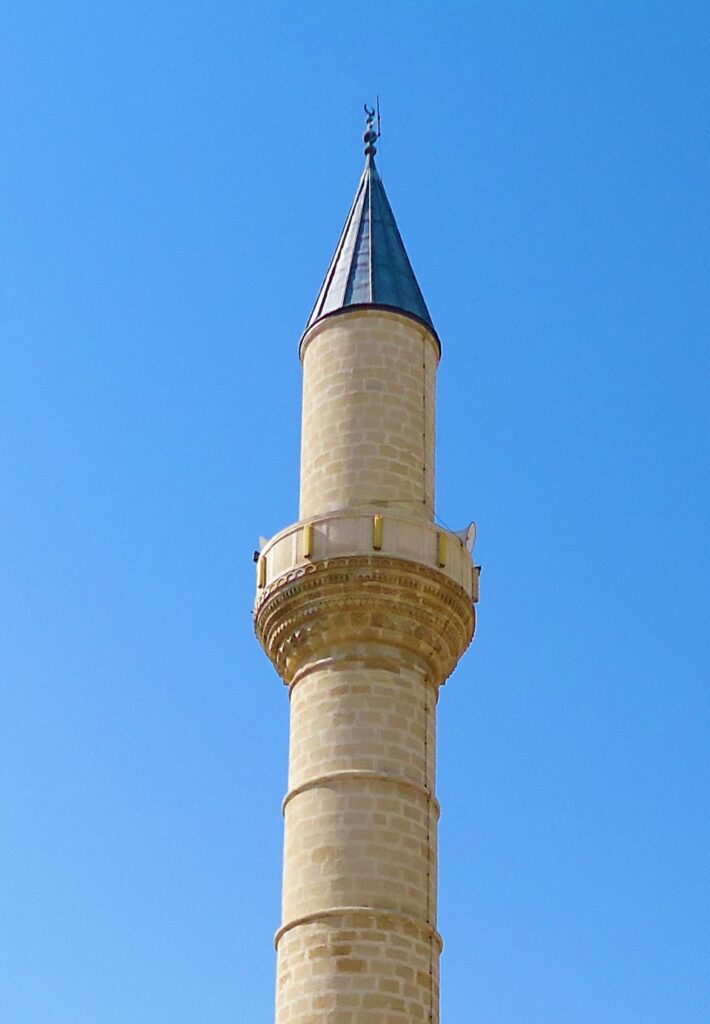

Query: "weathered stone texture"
<box><xmin>255</xmin><ymin>307</ymin><xmax>475</xmax><ymax>1024</ymax></box>
<box><xmin>299</xmin><ymin>311</ymin><xmax>438</xmax><ymax>521</ymax></box>
<box><xmin>276</xmin><ymin>914</ymin><xmax>439</xmax><ymax>1024</ymax></box>
<box><xmin>287</xmin><ymin>659</ymin><xmax>436</xmax><ymax>791</ymax></box>
<box><xmin>282</xmin><ymin>655</ymin><xmax>438</xmax><ymax>926</ymax></box>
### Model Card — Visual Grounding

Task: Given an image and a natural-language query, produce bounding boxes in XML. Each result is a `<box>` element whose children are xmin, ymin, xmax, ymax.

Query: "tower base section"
<box><xmin>276</xmin><ymin>910</ymin><xmax>441</xmax><ymax>1024</ymax></box>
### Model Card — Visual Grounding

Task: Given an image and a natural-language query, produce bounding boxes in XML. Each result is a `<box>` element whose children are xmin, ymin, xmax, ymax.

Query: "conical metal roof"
<box><xmin>303</xmin><ymin>128</ymin><xmax>438</xmax><ymax>350</ymax></box>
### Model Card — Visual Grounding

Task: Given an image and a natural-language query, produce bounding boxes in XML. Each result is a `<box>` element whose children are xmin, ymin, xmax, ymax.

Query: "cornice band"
<box><xmin>274</xmin><ymin>906</ymin><xmax>443</xmax><ymax>953</ymax></box>
<box><xmin>282</xmin><ymin>769</ymin><xmax>441</xmax><ymax>817</ymax></box>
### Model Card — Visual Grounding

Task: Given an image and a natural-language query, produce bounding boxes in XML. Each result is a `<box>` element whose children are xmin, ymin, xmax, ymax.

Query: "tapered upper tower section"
<box><xmin>303</xmin><ymin>109</ymin><xmax>440</xmax><ymax>353</ymax></box>
<box><xmin>297</xmin><ymin>109</ymin><xmax>442</xmax><ymax>520</ymax></box>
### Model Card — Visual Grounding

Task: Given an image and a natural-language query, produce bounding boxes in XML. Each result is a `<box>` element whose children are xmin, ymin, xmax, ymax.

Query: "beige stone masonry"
<box><xmin>275</xmin><ymin>913</ymin><xmax>440</xmax><ymax>1024</ymax></box>
<box><xmin>255</xmin><ymin>306</ymin><xmax>476</xmax><ymax>1024</ymax></box>
<box><xmin>258</xmin><ymin>511</ymin><xmax>476</xmax><ymax>599</ymax></box>
<box><xmin>299</xmin><ymin>310</ymin><xmax>439</xmax><ymax>521</ymax></box>
<box><xmin>254</xmin><ymin>553</ymin><xmax>473</xmax><ymax>1024</ymax></box>
<box><xmin>255</xmin><ymin>555</ymin><xmax>474</xmax><ymax>689</ymax></box>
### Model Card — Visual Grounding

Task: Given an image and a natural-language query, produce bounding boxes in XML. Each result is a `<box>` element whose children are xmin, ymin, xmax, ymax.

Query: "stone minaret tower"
<box><xmin>255</xmin><ymin>111</ymin><xmax>478</xmax><ymax>1024</ymax></box>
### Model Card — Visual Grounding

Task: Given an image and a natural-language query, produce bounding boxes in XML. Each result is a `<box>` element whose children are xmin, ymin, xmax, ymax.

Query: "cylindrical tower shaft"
<box><xmin>300</xmin><ymin>311</ymin><xmax>437</xmax><ymax>521</ymax></box>
<box><xmin>278</xmin><ymin>646</ymin><xmax>440</xmax><ymax>1023</ymax></box>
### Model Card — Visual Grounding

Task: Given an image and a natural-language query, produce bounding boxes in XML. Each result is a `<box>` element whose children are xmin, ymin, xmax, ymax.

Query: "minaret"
<box><xmin>255</xmin><ymin>110</ymin><xmax>478</xmax><ymax>1024</ymax></box>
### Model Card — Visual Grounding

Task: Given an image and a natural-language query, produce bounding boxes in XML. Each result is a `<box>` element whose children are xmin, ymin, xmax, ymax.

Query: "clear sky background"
<box><xmin>2</xmin><ymin>2</ymin><xmax>708</xmax><ymax>1022</ymax></box>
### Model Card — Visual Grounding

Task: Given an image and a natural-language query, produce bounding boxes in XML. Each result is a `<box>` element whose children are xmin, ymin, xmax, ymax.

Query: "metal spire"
<box><xmin>302</xmin><ymin>104</ymin><xmax>438</xmax><ymax>350</ymax></box>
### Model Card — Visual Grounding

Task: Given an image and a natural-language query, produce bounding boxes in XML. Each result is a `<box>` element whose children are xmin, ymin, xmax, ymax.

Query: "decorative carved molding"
<box><xmin>254</xmin><ymin>555</ymin><xmax>474</xmax><ymax>686</ymax></box>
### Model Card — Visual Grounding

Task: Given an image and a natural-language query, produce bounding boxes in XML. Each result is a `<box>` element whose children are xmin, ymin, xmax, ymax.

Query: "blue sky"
<box><xmin>1</xmin><ymin>2</ymin><xmax>708</xmax><ymax>1021</ymax></box>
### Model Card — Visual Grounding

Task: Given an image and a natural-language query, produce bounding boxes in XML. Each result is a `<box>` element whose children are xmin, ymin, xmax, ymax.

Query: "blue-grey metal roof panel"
<box><xmin>305</xmin><ymin>155</ymin><xmax>435</xmax><ymax>337</ymax></box>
